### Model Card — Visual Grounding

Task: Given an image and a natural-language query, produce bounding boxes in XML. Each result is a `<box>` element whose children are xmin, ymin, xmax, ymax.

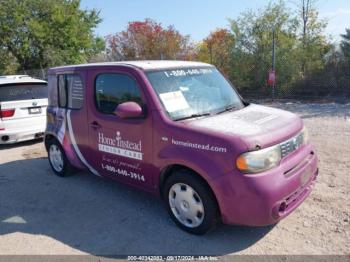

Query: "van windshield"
<box><xmin>146</xmin><ymin>67</ymin><xmax>243</xmax><ymax>120</ymax></box>
<box><xmin>0</xmin><ymin>83</ymin><xmax>47</xmax><ymax>102</ymax></box>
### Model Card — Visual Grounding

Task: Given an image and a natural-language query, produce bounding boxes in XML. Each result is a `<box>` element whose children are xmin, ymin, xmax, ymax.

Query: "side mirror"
<box><xmin>114</xmin><ymin>102</ymin><xmax>143</xmax><ymax>119</ymax></box>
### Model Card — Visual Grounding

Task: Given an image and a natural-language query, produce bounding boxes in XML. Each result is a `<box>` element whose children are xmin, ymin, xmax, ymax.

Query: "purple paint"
<box><xmin>45</xmin><ymin>61</ymin><xmax>318</xmax><ymax>229</ymax></box>
<box><xmin>114</xmin><ymin>102</ymin><xmax>143</xmax><ymax>119</ymax></box>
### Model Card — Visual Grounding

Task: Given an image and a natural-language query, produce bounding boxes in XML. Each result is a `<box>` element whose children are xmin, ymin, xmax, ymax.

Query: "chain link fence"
<box><xmin>14</xmin><ymin>69</ymin><xmax>48</xmax><ymax>81</ymax></box>
<box><xmin>14</xmin><ymin>65</ymin><xmax>350</xmax><ymax>103</ymax></box>
<box><xmin>234</xmin><ymin>63</ymin><xmax>350</xmax><ymax>102</ymax></box>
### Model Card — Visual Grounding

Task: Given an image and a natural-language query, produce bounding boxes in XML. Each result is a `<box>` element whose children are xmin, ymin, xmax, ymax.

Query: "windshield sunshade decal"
<box><xmin>159</xmin><ymin>91</ymin><xmax>190</xmax><ymax>112</ymax></box>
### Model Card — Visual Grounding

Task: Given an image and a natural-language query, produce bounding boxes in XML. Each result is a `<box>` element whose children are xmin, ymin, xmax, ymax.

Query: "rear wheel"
<box><xmin>163</xmin><ymin>170</ymin><xmax>220</xmax><ymax>235</ymax></box>
<box><xmin>47</xmin><ymin>139</ymin><xmax>72</xmax><ymax>177</ymax></box>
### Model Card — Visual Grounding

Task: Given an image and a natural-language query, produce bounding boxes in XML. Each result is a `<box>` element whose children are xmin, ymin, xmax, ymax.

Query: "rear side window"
<box><xmin>0</xmin><ymin>84</ymin><xmax>47</xmax><ymax>102</ymax></box>
<box><xmin>58</xmin><ymin>75</ymin><xmax>67</xmax><ymax>108</ymax></box>
<box><xmin>57</xmin><ymin>74</ymin><xmax>84</xmax><ymax>109</ymax></box>
<box><xmin>95</xmin><ymin>73</ymin><xmax>142</xmax><ymax>114</ymax></box>
<box><xmin>48</xmin><ymin>75</ymin><xmax>58</xmax><ymax>106</ymax></box>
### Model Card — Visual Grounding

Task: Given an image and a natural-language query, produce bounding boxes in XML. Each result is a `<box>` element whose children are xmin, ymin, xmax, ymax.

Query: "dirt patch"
<box><xmin>0</xmin><ymin>102</ymin><xmax>349</xmax><ymax>255</ymax></box>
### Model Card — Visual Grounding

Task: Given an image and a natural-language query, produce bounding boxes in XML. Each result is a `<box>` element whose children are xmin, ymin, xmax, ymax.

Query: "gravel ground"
<box><xmin>0</xmin><ymin>102</ymin><xmax>349</xmax><ymax>257</ymax></box>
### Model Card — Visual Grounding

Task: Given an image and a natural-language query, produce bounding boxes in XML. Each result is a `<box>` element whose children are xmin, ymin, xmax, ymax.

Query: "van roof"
<box><xmin>0</xmin><ymin>75</ymin><xmax>47</xmax><ymax>85</ymax></box>
<box><xmin>50</xmin><ymin>60</ymin><xmax>213</xmax><ymax>71</ymax></box>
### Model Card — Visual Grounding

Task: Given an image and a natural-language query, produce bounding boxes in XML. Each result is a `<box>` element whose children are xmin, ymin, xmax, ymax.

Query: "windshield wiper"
<box><xmin>174</xmin><ymin>112</ymin><xmax>211</xmax><ymax>121</ymax></box>
<box><xmin>215</xmin><ymin>104</ymin><xmax>238</xmax><ymax>115</ymax></box>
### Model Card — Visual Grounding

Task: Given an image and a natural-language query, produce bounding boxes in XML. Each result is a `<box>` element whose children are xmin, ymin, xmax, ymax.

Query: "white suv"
<box><xmin>0</xmin><ymin>75</ymin><xmax>47</xmax><ymax>144</ymax></box>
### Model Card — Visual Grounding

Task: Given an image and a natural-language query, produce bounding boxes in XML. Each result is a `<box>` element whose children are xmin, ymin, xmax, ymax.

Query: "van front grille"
<box><xmin>280</xmin><ymin>132</ymin><xmax>304</xmax><ymax>158</ymax></box>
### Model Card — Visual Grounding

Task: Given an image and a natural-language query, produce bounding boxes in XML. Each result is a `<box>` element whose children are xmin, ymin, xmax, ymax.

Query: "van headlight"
<box><xmin>236</xmin><ymin>145</ymin><xmax>282</xmax><ymax>174</ymax></box>
<box><xmin>236</xmin><ymin>127</ymin><xmax>308</xmax><ymax>174</ymax></box>
<box><xmin>301</xmin><ymin>127</ymin><xmax>309</xmax><ymax>144</ymax></box>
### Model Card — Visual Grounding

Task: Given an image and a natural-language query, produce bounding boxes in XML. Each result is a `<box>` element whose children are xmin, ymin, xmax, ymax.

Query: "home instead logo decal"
<box><xmin>98</xmin><ymin>131</ymin><xmax>143</xmax><ymax>160</ymax></box>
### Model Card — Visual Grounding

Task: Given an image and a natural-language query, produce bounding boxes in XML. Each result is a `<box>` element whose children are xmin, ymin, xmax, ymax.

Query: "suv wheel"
<box><xmin>163</xmin><ymin>170</ymin><xmax>220</xmax><ymax>235</ymax></box>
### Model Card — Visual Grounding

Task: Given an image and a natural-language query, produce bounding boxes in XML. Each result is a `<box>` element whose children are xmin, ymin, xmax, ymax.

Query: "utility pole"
<box><xmin>272</xmin><ymin>28</ymin><xmax>276</xmax><ymax>100</ymax></box>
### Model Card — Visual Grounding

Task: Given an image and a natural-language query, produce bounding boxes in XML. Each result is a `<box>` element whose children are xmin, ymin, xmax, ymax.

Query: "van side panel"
<box><xmin>84</xmin><ymin>67</ymin><xmax>158</xmax><ymax>188</ymax></box>
<box><xmin>46</xmin><ymin>73</ymin><xmax>87</xmax><ymax>170</ymax></box>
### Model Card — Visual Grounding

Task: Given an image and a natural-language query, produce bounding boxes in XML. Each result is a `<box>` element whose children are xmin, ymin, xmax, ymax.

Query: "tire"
<box><xmin>163</xmin><ymin>169</ymin><xmax>220</xmax><ymax>235</ymax></box>
<box><xmin>47</xmin><ymin>138</ymin><xmax>73</xmax><ymax>177</ymax></box>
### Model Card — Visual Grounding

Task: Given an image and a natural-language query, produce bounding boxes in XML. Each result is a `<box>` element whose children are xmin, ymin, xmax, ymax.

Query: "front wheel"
<box><xmin>47</xmin><ymin>139</ymin><xmax>72</xmax><ymax>177</ymax></box>
<box><xmin>163</xmin><ymin>170</ymin><xmax>220</xmax><ymax>235</ymax></box>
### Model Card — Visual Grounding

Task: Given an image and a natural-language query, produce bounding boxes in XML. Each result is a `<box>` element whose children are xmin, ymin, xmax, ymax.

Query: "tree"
<box><xmin>196</xmin><ymin>29</ymin><xmax>235</xmax><ymax>76</ymax></box>
<box><xmin>341</xmin><ymin>28</ymin><xmax>350</xmax><ymax>64</ymax></box>
<box><xmin>228</xmin><ymin>1</ymin><xmax>301</xmax><ymax>93</ymax></box>
<box><xmin>0</xmin><ymin>0</ymin><xmax>104</xmax><ymax>74</ymax></box>
<box><xmin>299</xmin><ymin>0</ymin><xmax>315</xmax><ymax>47</ymax></box>
<box><xmin>219</xmin><ymin>0</ymin><xmax>331</xmax><ymax>96</ymax></box>
<box><xmin>0</xmin><ymin>48</ymin><xmax>11</xmax><ymax>74</ymax></box>
<box><xmin>294</xmin><ymin>0</ymin><xmax>329</xmax><ymax>76</ymax></box>
<box><xmin>106</xmin><ymin>19</ymin><xmax>194</xmax><ymax>61</ymax></box>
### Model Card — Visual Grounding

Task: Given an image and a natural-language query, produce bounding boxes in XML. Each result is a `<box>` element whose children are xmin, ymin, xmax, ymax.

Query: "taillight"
<box><xmin>0</xmin><ymin>109</ymin><xmax>15</xmax><ymax>118</ymax></box>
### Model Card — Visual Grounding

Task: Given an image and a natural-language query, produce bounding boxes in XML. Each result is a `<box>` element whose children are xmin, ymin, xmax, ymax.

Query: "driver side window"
<box><xmin>95</xmin><ymin>73</ymin><xmax>142</xmax><ymax>114</ymax></box>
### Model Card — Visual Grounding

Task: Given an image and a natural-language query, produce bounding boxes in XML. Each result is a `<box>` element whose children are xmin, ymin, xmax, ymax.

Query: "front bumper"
<box><xmin>211</xmin><ymin>143</ymin><xmax>318</xmax><ymax>226</ymax></box>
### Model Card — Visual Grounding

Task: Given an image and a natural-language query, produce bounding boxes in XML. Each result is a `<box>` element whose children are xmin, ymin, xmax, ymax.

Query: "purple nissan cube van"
<box><xmin>45</xmin><ymin>61</ymin><xmax>318</xmax><ymax>234</ymax></box>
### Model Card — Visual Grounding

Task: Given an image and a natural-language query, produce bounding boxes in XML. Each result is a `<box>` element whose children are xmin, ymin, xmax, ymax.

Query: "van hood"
<box><xmin>186</xmin><ymin>104</ymin><xmax>303</xmax><ymax>150</ymax></box>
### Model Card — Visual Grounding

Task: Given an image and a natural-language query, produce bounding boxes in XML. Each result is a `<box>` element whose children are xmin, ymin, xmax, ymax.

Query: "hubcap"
<box><xmin>49</xmin><ymin>144</ymin><xmax>64</xmax><ymax>172</ymax></box>
<box><xmin>169</xmin><ymin>183</ymin><xmax>205</xmax><ymax>228</ymax></box>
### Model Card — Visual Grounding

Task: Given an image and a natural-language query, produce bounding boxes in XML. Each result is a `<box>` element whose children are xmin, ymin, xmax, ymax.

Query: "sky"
<box><xmin>80</xmin><ymin>0</ymin><xmax>350</xmax><ymax>43</ymax></box>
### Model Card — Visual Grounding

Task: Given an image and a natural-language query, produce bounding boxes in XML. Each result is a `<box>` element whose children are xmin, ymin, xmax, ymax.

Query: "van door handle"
<box><xmin>90</xmin><ymin>121</ymin><xmax>101</xmax><ymax>129</ymax></box>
